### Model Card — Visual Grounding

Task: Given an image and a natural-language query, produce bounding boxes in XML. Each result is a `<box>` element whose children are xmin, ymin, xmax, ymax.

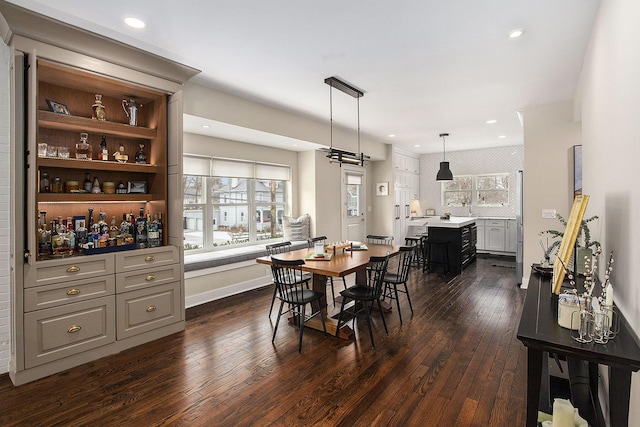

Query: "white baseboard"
<box><xmin>185</xmin><ymin>275</ymin><xmax>272</xmax><ymax>308</ymax></box>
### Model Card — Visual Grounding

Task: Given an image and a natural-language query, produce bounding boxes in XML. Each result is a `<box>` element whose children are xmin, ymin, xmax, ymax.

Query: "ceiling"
<box><xmin>7</xmin><ymin>0</ymin><xmax>600</xmax><ymax>154</ymax></box>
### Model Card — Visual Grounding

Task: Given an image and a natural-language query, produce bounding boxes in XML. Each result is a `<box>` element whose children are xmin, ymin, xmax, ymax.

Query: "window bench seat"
<box><xmin>184</xmin><ymin>241</ymin><xmax>308</xmax><ymax>272</ymax></box>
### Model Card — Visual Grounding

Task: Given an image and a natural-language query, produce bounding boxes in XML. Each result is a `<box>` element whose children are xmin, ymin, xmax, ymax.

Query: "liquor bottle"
<box><xmin>147</xmin><ymin>213</ymin><xmax>160</xmax><ymax>248</ymax></box>
<box><xmin>98</xmin><ymin>210</ymin><xmax>109</xmax><ymax>235</ymax></box>
<box><xmin>83</xmin><ymin>173</ymin><xmax>92</xmax><ymax>192</ymax></box>
<box><xmin>38</xmin><ymin>212</ymin><xmax>52</xmax><ymax>259</ymax></box>
<box><xmin>120</xmin><ymin>213</ymin><xmax>130</xmax><ymax>236</ymax></box>
<box><xmin>92</xmin><ymin>94</ymin><xmax>106</xmax><ymax>121</ymax></box>
<box><xmin>40</xmin><ymin>172</ymin><xmax>50</xmax><ymax>193</ymax></box>
<box><xmin>98</xmin><ymin>135</ymin><xmax>109</xmax><ymax>161</ymax></box>
<box><xmin>88</xmin><ymin>208</ymin><xmax>100</xmax><ymax>242</ymax></box>
<box><xmin>135</xmin><ymin>208</ymin><xmax>148</xmax><ymax>249</ymax></box>
<box><xmin>75</xmin><ymin>218</ymin><xmax>88</xmax><ymax>254</ymax></box>
<box><xmin>66</xmin><ymin>217</ymin><xmax>76</xmax><ymax>256</ymax></box>
<box><xmin>75</xmin><ymin>132</ymin><xmax>92</xmax><ymax>160</ymax></box>
<box><xmin>135</xmin><ymin>143</ymin><xmax>147</xmax><ymax>164</ymax></box>
<box><xmin>157</xmin><ymin>213</ymin><xmax>163</xmax><ymax>246</ymax></box>
<box><xmin>109</xmin><ymin>216</ymin><xmax>119</xmax><ymax>239</ymax></box>
<box><xmin>50</xmin><ymin>220</ymin><xmax>62</xmax><ymax>257</ymax></box>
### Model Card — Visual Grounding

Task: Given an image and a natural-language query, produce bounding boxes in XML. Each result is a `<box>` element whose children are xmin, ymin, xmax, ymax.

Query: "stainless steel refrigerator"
<box><xmin>516</xmin><ymin>170</ymin><xmax>524</xmax><ymax>285</ymax></box>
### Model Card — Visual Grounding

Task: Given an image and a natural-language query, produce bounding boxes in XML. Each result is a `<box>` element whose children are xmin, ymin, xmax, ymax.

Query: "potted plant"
<box><xmin>539</xmin><ymin>214</ymin><xmax>599</xmax><ymax>274</ymax></box>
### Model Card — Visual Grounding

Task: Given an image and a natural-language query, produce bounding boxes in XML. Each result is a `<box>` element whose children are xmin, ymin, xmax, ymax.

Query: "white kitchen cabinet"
<box><xmin>476</xmin><ymin>219</ymin><xmax>486</xmax><ymax>251</ymax></box>
<box><xmin>505</xmin><ymin>219</ymin><xmax>517</xmax><ymax>253</ymax></box>
<box><xmin>485</xmin><ymin>219</ymin><xmax>506</xmax><ymax>252</ymax></box>
<box><xmin>392</xmin><ymin>149</ymin><xmax>419</xmax><ymax>242</ymax></box>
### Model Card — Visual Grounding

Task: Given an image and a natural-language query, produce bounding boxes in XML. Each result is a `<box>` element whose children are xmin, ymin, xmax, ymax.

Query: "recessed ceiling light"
<box><xmin>485</xmin><ymin>119</ymin><xmax>497</xmax><ymax>124</ymax></box>
<box><xmin>388</xmin><ymin>134</ymin><xmax>396</xmax><ymax>138</ymax></box>
<box><xmin>498</xmin><ymin>135</ymin><xmax>507</xmax><ymax>139</ymax></box>
<box><xmin>414</xmin><ymin>144</ymin><xmax>420</xmax><ymax>148</ymax></box>
<box><xmin>509</xmin><ymin>29</ymin><xmax>525</xmax><ymax>38</ymax></box>
<box><xmin>125</xmin><ymin>17</ymin><xmax>146</xmax><ymax>29</ymax></box>
<box><xmin>201</xmin><ymin>124</ymin><xmax>210</xmax><ymax>128</ymax></box>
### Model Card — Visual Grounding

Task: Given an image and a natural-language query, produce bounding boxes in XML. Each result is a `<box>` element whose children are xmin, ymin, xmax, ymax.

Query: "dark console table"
<box><xmin>517</xmin><ymin>273</ymin><xmax>640</xmax><ymax>427</ymax></box>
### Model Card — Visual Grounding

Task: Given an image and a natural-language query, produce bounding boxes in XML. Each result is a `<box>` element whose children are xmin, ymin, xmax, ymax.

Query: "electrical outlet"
<box><xmin>542</xmin><ymin>209</ymin><xmax>557</xmax><ymax>219</ymax></box>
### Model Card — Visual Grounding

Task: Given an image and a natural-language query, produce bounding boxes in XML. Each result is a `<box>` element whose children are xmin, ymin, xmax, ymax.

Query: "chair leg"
<box><xmin>335</xmin><ymin>298</ymin><xmax>347</xmax><ymax>337</ymax></box>
<box><xmin>393</xmin><ymin>283</ymin><xmax>403</xmax><ymax>324</ymax></box>
<box><xmin>298</xmin><ymin>304</ymin><xmax>306</xmax><ymax>353</ymax></box>
<box><xmin>272</xmin><ymin>300</ymin><xmax>285</xmax><ymax>342</ymax></box>
<box><xmin>317</xmin><ymin>300</ymin><xmax>327</xmax><ymax>336</ymax></box>
<box><xmin>404</xmin><ymin>282</ymin><xmax>414</xmax><ymax>314</ymax></box>
<box><xmin>363</xmin><ymin>299</ymin><xmax>375</xmax><ymax>348</ymax></box>
<box><xmin>268</xmin><ymin>283</ymin><xmax>278</xmax><ymax>317</ymax></box>
<box><xmin>377</xmin><ymin>298</ymin><xmax>388</xmax><ymax>335</ymax></box>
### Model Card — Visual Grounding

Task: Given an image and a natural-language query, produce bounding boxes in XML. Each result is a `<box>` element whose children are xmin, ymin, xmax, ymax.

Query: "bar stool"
<box><xmin>404</xmin><ymin>236</ymin><xmax>422</xmax><ymax>268</ymax></box>
<box><xmin>422</xmin><ymin>239</ymin><xmax>450</xmax><ymax>274</ymax></box>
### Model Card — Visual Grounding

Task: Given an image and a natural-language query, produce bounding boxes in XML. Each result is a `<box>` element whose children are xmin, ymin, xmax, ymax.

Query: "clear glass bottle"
<box><xmin>75</xmin><ymin>132</ymin><xmax>92</xmax><ymax>160</ymax></box>
<box><xmin>98</xmin><ymin>210</ymin><xmax>109</xmax><ymax>236</ymax></box>
<box><xmin>38</xmin><ymin>212</ymin><xmax>52</xmax><ymax>259</ymax></box>
<box><xmin>40</xmin><ymin>172</ymin><xmax>50</xmax><ymax>193</ymax></box>
<box><xmin>65</xmin><ymin>217</ymin><xmax>75</xmax><ymax>256</ymax></box>
<box><xmin>92</xmin><ymin>94</ymin><xmax>106</xmax><ymax>121</ymax></box>
<box><xmin>147</xmin><ymin>213</ymin><xmax>159</xmax><ymax>247</ymax></box>
<box><xmin>109</xmin><ymin>216</ymin><xmax>119</xmax><ymax>239</ymax></box>
<box><xmin>92</xmin><ymin>176</ymin><xmax>101</xmax><ymax>193</ymax></box>
<box><xmin>157</xmin><ymin>213</ymin><xmax>163</xmax><ymax>246</ymax></box>
<box><xmin>83</xmin><ymin>173</ymin><xmax>92</xmax><ymax>192</ymax></box>
<box><xmin>75</xmin><ymin>218</ymin><xmax>88</xmax><ymax>254</ymax></box>
<box><xmin>50</xmin><ymin>220</ymin><xmax>62</xmax><ymax>257</ymax></box>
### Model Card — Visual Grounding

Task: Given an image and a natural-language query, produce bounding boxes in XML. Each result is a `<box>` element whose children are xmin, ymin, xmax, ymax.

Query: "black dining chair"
<box><xmin>335</xmin><ymin>254</ymin><xmax>390</xmax><ymax>348</ymax></box>
<box><xmin>271</xmin><ymin>258</ymin><xmax>326</xmax><ymax>353</ymax></box>
<box><xmin>366</xmin><ymin>234</ymin><xmax>394</xmax><ymax>245</ymax></box>
<box><xmin>382</xmin><ymin>246</ymin><xmax>415</xmax><ymax>324</ymax></box>
<box><xmin>308</xmin><ymin>236</ymin><xmax>347</xmax><ymax>306</ymax></box>
<box><xmin>266</xmin><ymin>241</ymin><xmax>292</xmax><ymax>317</ymax></box>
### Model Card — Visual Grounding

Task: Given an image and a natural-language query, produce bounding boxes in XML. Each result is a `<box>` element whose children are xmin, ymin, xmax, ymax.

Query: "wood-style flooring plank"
<box><xmin>0</xmin><ymin>256</ymin><xmax>528</xmax><ymax>426</ymax></box>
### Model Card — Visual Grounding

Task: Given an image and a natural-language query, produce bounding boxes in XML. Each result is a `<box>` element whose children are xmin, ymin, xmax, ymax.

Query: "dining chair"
<box><xmin>271</xmin><ymin>258</ymin><xmax>326</xmax><ymax>353</ymax></box>
<box><xmin>382</xmin><ymin>246</ymin><xmax>415</xmax><ymax>324</ymax></box>
<box><xmin>366</xmin><ymin>234</ymin><xmax>394</xmax><ymax>245</ymax></box>
<box><xmin>266</xmin><ymin>241</ymin><xmax>292</xmax><ymax>317</ymax></box>
<box><xmin>335</xmin><ymin>254</ymin><xmax>390</xmax><ymax>348</ymax></box>
<box><xmin>308</xmin><ymin>236</ymin><xmax>347</xmax><ymax>306</ymax></box>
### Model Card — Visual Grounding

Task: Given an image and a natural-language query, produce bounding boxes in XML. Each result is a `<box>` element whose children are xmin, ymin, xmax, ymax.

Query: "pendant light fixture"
<box><xmin>324</xmin><ymin>76</ymin><xmax>369</xmax><ymax>167</ymax></box>
<box><xmin>436</xmin><ymin>133</ymin><xmax>454</xmax><ymax>181</ymax></box>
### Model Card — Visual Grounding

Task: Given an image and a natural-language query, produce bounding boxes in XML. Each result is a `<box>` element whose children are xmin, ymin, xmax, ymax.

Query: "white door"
<box><xmin>342</xmin><ymin>169</ymin><xmax>366</xmax><ymax>242</ymax></box>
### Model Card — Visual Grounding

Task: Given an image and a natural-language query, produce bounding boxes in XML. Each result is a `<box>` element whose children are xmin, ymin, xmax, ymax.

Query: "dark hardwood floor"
<box><xmin>0</xmin><ymin>256</ymin><xmax>527</xmax><ymax>426</ymax></box>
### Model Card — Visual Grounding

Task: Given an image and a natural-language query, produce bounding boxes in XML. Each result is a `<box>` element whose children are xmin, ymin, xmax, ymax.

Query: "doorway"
<box><xmin>342</xmin><ymin>168</ymin><xmax>366</xmax><ymax>242</ymax></box>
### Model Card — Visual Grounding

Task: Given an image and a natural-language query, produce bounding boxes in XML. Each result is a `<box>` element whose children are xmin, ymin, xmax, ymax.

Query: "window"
<box><xmin>441</xmin><ymin>173</ymin><xmax>509</xmax><ymax>207</ymax></box>
<box><xmin>183</xmin><ymin>156</ymin><xmax>290</xmax><ymax>252</ymax></box>
<box><xmin>442</xmin><ymin>175</ymin><xmax>472</xmax><ymax>207</ymax></box>
<box><xmin>476</xmin><ymin>173</ymin><xmax>509</xmax><ymax>207</ymax></box>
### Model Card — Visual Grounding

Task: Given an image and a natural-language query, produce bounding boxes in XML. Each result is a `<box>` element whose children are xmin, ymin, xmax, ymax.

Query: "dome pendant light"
<box><xmin>436</xmin><ymin>133</ymin><xmax>453</xmax><ymax>181</ymax></box>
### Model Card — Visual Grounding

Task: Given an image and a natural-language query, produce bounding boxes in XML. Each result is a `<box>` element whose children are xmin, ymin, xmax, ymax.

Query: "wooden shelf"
<box><xmin>37</xmin><ymin>157</ymin><xmax>159</xmax><ymax>173</ymax></box>
<box><xmin>38</xmin><ymin>193</ymin><xmax>152</xmax><ymax>203</ymax></box>
<box><xmin>38</xmin><ymin>110</ymin><xmax>156</xmax><ymax>140</ymax></box>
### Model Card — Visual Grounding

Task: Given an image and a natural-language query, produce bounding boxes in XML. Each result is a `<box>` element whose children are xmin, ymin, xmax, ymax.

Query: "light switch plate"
<box><xmin>542</xmin><ymin>209</ymin><xmax>557</xmax><ymax>219</ymax></box>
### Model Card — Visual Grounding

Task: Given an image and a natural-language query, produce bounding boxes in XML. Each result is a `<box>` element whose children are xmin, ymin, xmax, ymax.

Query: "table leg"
<box><xmin>526</xmin><ymin>347</ymin><xmax>544</xmax><ymax>427</ymax></box>
<box><xmin>303</xmin><ymin>273</ymin><xmax>353</xmax><ymax>339</ymax></box>
<box><xmin>609</xmin><ymin>367</ymin><xmax>632</xmax><ymax>427</ymax></box>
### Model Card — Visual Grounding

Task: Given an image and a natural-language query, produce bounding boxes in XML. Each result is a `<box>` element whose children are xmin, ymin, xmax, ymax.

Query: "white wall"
<box><xmin>419</xmin><ymin>145</ymin><xmax>524</xmax><ymax>218</ymax></box>
<box><xmin>578</xmin><ymin>0</ymin><xmax>640</xmax><ymax>424</ymax></box>
<box><xmin>522</xmin><ymin>102</ymin><xmax>581</xmax><ymax>283</ymax></box>
<box><xmin>0</xmin><ymin>39</ymin><xmax>9</xmax><ymax>372</ymax></box>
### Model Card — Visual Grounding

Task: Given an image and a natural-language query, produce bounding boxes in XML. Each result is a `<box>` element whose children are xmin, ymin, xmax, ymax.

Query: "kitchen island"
<box><xmin>416</xmin><ymin>216</ymin><xmax>477</xmax><ymax>274</ymax></box>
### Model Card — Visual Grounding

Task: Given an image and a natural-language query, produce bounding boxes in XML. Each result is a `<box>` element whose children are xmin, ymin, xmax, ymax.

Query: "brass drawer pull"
<box><xmin>68</xmin><ymin>325</ymin><xmax>82</xmax><ymax>333</ymax></box>
<box><xmin>67</xmin><ymin>288</ymin><xmax>81</xmax><ymax>296</ymax></box>
<box><xmin>144</xmin><ymin>256</ymin><xmax>155</xmax><ymax>262</ymax></box>
<box><xmin>145</xmin><ymin>275</ymin><xmax>155</xmax><ymax>281</ymax></box>
<box><xmin>66</xmin><ymin>266</ymin><xmax>81</xmax><ymax>273</ymax></box>
<box><xmin>146</xmin><ymin>305</ymin><xmax>156</xmax><ymax>312</ymax></box>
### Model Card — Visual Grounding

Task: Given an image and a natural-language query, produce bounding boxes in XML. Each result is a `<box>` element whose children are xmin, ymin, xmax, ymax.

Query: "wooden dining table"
<box><xmin>256</xmin><ymin>243</ymin><xmax>400</xmax><ymax>339</ymax></box>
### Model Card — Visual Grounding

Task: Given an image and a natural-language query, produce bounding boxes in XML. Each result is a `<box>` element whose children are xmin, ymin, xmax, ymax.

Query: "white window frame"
<box><xmin>441</xmin><ymin>173</ymin><xmax>510</xmax><ymax>208</ymax></box>
<box><xmin>183</xmin><ymin>155</ymin><xmax>290</xmax><ymax>253</ymax></box>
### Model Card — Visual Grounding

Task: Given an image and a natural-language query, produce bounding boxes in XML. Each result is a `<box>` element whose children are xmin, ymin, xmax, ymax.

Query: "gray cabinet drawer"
<box><xmin>116</xmin><ymin>282</ymin><xmax>181</xmax><ymax>339</ymax></box>
<box><xmin>24</xmin><ymin>255</ymin><xmax>114</xmax><ymax>288</ymax></box>
<box><xmin>116</xmin><ymin>264</ymin><xmax>181</xmax><ymax>293</ymax></box>
<box><xmin>24</xmin><ymin>296</ymin><xmax>115</xmax><ymax>368</ymax></box>
<box><xmin>24</xmin><ymin>276</ymin><xmax>115</xmax><ymax>312</ymax></box>
<box><xmin>115</xmin><ymin>246</ymin><xmax>178</xmax><ymax>273</ymax></box>
<box><xmin>485</xmin><ymin>219</ymin><xmax>505</xmax><ymax>227</ymax></box>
